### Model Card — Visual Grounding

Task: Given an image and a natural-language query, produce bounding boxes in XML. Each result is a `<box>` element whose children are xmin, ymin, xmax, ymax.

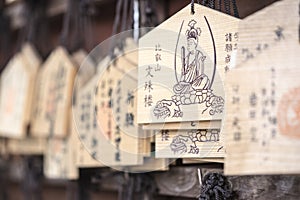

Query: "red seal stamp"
<box><xmin>277</xmin><ymin>87</ymin><xmax>300</xmax><ymax>139</ymax></box>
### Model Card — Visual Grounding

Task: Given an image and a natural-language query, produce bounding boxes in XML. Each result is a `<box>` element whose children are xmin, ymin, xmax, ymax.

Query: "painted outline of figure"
<box><xmin>153</xmin><ymin>18</ymin><xmax>225</xmax><ymax>119</ymax></box>
<box><xmin>174</xmin><ymin>20</ymin><xmax>210</xmax><ymax>94</ymax></box>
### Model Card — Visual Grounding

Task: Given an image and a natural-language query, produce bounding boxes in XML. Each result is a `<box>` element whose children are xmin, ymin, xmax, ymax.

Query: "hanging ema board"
<box><xmin>5</xmin><ymin>44</ymin><xmax>48</xmax><ymax>155</ymax></box>
<box><xmin>72</xmin><ymin>70</ymin><xmax>105</xmax><ymax>168</ymax></box>
<box><xmin>72</xmin><ymin>50</ymin><xmax>96</xmax><ymax>89</ymax></box>
<box><xmin>95</xmin><ymin>47</ymin><xmax>144</xmax><ymax>166</ymax></box>
<box><xmin>223</xmin><ymin>0</ymin><xmax>300</xmax><ymax>175</ymax></box>
<box><xmin>117</xmin><ymin>157</ymin><xmax>170</xmax><ymax>172</ymax></box>
<box><xmin>44</xmin><ymin>137</ymin><xmax>78</xmax><ymax>180</ymax></box>
<box><xmin>75</xmin><ymin>39</ymin><xmax>148</xmax><ymax>167</ymax></box>
<box><xmin>72</xmin><ymin>119</ymin><xmax>103</xmax><ymax>168</ymax></box>
<box><xmin>72</xmin><ymin>55</ymin><xmax>113</xmax><ymax>168</ymax></box>
<box><xmin>31</xmin><ymin>47</ymin><xmax>76</xmax><ymax>138</ymax></box>
<box><xmin>155</xmin><ymin>128</ymin><xmax>224</xmax><ymax>158</ymax></box>
<box><xmin>142</xmin><ymin>120</ymin><xmax>221</xmax><ymax>130</ymax></box>
<box><xmin>71</xmin><ymin>50</ymin><xmax>103</xmax><ymax>168</ymax></box>
<box><xmin>7</xmin><ymin>138</ymin><xmax>46</xmax><ymax>155</ymax></box>
<box><xmin>224</xmin><ymin>38</ymin><xmax>300</xmax><ymax>175</ymax></box>
<box><xmin>150</xmin><ymin>116</ymin><xmax>225</xmax><ymax>158</ymax></box>
<box><xmin>137</xmin><ymin>3</ymin><xmax>240</xmax><ymax>124</ymax></box>
<box><xmin>232</xmin><ymin>0</ymin><xmax>299</xmax><ymax>69</ymax></box>
<box><xmin>0</xmin><ymin>43</ymin><xmax>41</xmax><ymax>138</ymax></box>
<box><xmin>21</xmin><ymin>44</ymin><xmax>42</xmax><ymax>129</ymax></box>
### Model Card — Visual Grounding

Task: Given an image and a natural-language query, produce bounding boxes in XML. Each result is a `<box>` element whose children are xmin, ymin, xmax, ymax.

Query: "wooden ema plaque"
<box><xmin>22</xmin><ymin>44</ymin><xmax>42</xmax><ymax>129</ymax></box>
<box><xmin>72</xmin><ymin>50</ymin><xmax>96</xmax><ymax>89</ymax></box>
<box><xmin>7</xmin><ymin>138</ymin><xmax>46</xmax><ymax>155</ymax></box>
<box><xmin>0</xmin><ymin>43</ymin><xmax>41</xmax><ymax>138</ymax></box>
<box><xmin>77</xmin><ymin>39</ymin><xmax>145</xmax><ymax>167</ymax></box>
<box><xmin>44</xmin><ymin>137</ymin><xmax>78</xmax><ymax>180</ymax></box>
<box><xmin>142</xmin><ymin>120</ymin><xmax>221</xmax><ymax>130</ymax></box>
<box><xmin>155</xmin><ymin>128</ymin><xmax>224</xmax><ymax>158</ymax></box>
<box><xmin>224</xmin><ymin>0</ymin><xmax>300</xmax><ymax>175</ymax></box>
<box><xmin>74</xmin><ymin>56</ymin><xmax>123</xmax><ymax>168</ymax></box>
<box><xmin>6</xmin><ymin>44</ymin><xmax>48</xmax><ymax>155</ymax></box>
<box><xmin>92</xmin><ymin>39</ymin><xmax>143</xmax><ymax>166</ymax></box>
<box><xmin>72</xmin><ymin>120</ymin><xmax>102</xmax><ymax>168</ymax></box>
<box><xmin>233</xmin><ymin>0</ymin><xmax>299</xmax><ymax>69</ymax></box>
<box><xmin>71</xmin><ymin>50</ymin><xmax>102</xmax><ymax>168</ymax></box>
<box><xmin>182</xmin><ymin>158</ymin><xmax>224</xmax><ymax>164</ymax></box>
<box><xmin>117</xmin><ymin>157</ymin><xmax>169</xmax><ymax>172</ymax></box>
<box><xmin>224</xmin><ymin>39</ymin><xmax>300</xmax><ymax>175</ymax></box>
<box><xmin>75</xmin><ymin>76</ymin><xmax>108</xmax><ymax>165</ymax></box>
<box><xmin>31</xmin><ymin>47</ymin><xmax>76</xmax><ymax>138</ymax></box>
<box><xmin>137</xmin><ymin>3</ymin><xmax>240</xmax><ymax>124</ymax></box>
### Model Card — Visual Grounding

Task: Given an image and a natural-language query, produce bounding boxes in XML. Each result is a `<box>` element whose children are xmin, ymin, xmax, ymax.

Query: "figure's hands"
<box><xmin>200</xmin><ymin>56</ymin><xmax>206</xmax><ymax>62</ymax></box>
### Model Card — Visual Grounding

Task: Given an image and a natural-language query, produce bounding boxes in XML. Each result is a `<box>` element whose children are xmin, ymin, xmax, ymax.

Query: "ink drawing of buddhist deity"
<box><xmin>153</xmin><ymin>19</ymin><xmax>224</xmax><ymax>119</ymax></box>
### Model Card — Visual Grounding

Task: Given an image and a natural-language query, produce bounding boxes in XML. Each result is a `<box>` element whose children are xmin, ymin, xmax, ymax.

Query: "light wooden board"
<box><xmin>7</xmin><ymin>138</ymin><xmax>46</xmax><ymax>155</ymax></box>
<box><xmin>72</xmin><ymin>73</ymin><xmax>104</xmax><ymax>168</ymax></box>
<box><xmin>74</xmin><ymin>39</ymin><xmax>151</xmax><ymax>167</ymax></box>
<box><xmin>71</xmin><ymin>110</ymin><xmax>102</xmax><ymax>168</ymax></box>
<box><xmin>74</xmin><ymin>138</ymin><xmax>103</xmax><ymax>168</ymax></box>
<box><xmin>31</xmin><ymin>46</ymin><xmax>76</xmax><ymax>138</ymax></box>
<box><xmin>0</xmin><ymin>45</ymin><xmax>40</xmax><ymax>138</ymax></box>
<box><xmin>137</xmin><ymin>3</ymin><xmax>240</xmax><ymax>124</ymax></box>
<box><xmin>117</xmin><ymin>157</ymin><xmax>169</xmax><ymax>172</ymax></box>
<box><xmin>182</xmin><ymin>158</ymin><xmax>224</xmax><ymax>164</ymax></box>
<box><xmin>44</xmin><ymin>137</ymin><xmax>68</xmax><ymax>179</ymax></box>
<box><xmin>81</xmin><ymin>39</ymin><xmax>145</xmax><ymax>166</ymax></box>
<box><xmin>30</xmin><ymin>65</ymin><xmax>46</xmax><ymax>136</ymax></box>
<box><xmin>155</xmin><ymin>129</ymin><xmax>224</xmax><ymax>158</ymax></box>
<box><xmin>224</xmin><ymin>39</ymin><xmax>300</xmax><ymax>175</ymax></box>
<box><xmin>66</xmin><ymin>135</ymin><xmax>79</xmax><ymax>179</ymax></box>
<box><xmin>96</xmin><ymin>56</ymin><xmax>111</xmax><ymax>74</ymax></box>
<box><xmin>71</xmin><ymin>50</ymin><xmax>103</xmax><ymax>168</ymax></box>
<box><xmin>44</xmin><ymin>137</ymin><xmax>78</xmax><ymax>180</ymax></box>
<box><xmin>21</xmin><ymin>43</ymin><xmax>41</xmax><ymax>129</ymax></box>
<box><xmin>73</xmin><ymin>54</ymin><xmax>112</xmax><ymax>168</ymax></box>
<box><xmin>233</xmin><ymin>0</ymin><xmax>299</xmax><ymax>69</ymax></box>
<box><xmin>5</xmin><ymin>44</ymin><xmax>45</xmax><ymax>154</ymax></box>
<box><xmin>72</xmin><ymin>50</ymin><xmax>96</xmax><ymax>89</ymax></box>
<box><xmin>140</xmin><ymin>134</ymin><xmax>152</xmax><ymax>157</ymax></box>
<box><xmin>142</xmin><ymin>120</ymin><xmax>221</xmax><ymax>130</ymax></box>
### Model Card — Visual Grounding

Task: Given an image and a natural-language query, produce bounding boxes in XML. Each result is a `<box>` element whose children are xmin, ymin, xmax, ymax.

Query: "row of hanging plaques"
<box><xmin>0</xmin><ymin>42</ymin><xmax>169</xmax><ymax>179</ymax></box>
<box><xmin>0</xmin><ymin>0</ymin><xmax>299</xmax><ymax>178</ymax></box>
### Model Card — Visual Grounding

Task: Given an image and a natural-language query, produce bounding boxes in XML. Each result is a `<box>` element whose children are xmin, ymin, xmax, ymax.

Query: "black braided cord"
<box><xmin>199</xmin><ymin>172</ymin><xmax>233</xmax><ymax>200</ymax></box>
<box><xmin>298</xmin><ymin>1</ymin><xmax>300</xmax><ymax>43</ymax></box>
<box><xmin>208</xmin><ymin>0</ymin><xmax>215</xmax><ymax>9</ymax></box>
<box><xmin>191</xmin><ymin>0</ymin><xmax>195</xmax><ymax>14</ymax></box>
<box><xmin>224</xmin><ymin>0</ymin><xmax>231</xmax><ymax>15</ymax></box>
<box><xmin>218</xmin><ymin>0</ymin><xmax>222</xmax><ymax>11</ymax></box>
<box><xmin>232</xmin><ymin>0</ymin><xmax>239</xmax><ymax>18</ymax></box>
<box><xmin>196</xmin><ymin>0</ymin><xmax>239</xmax><ymax>18</ymax></box>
